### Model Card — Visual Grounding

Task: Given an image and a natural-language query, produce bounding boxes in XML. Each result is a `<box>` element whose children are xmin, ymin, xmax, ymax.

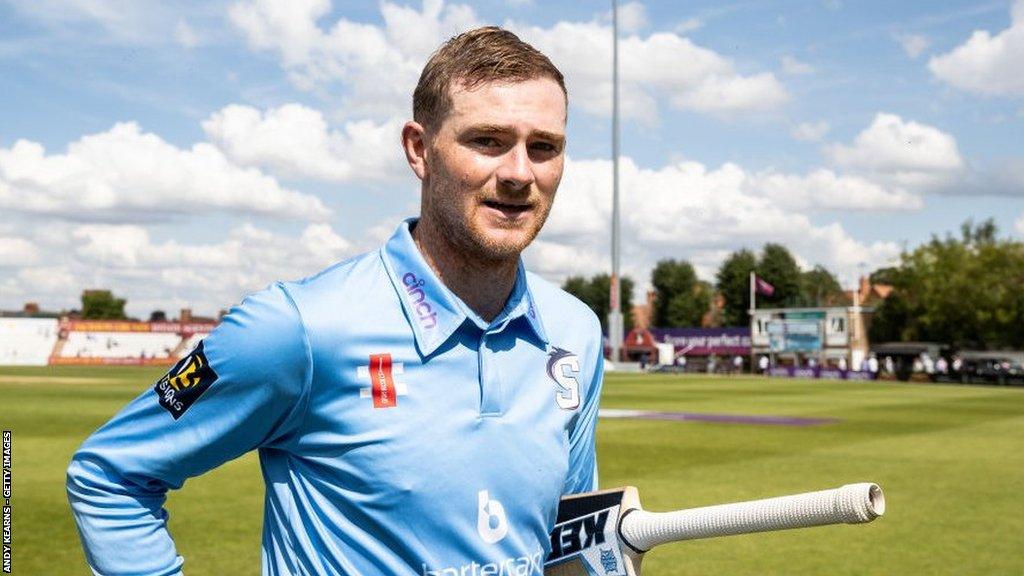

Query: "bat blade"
<box><xmin>544</xmin><ymin>487</ymin><xmax>642</xmax><ymax>576</ymax></box>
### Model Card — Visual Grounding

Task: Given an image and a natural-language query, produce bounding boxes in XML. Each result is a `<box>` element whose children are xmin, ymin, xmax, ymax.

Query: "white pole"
<box><xmin>608</xmin><ymin>0</ymin><xmax>624</xmax><ymax>363</ymax></box>
<box><xmin>749</xmin><ymin>271</ymin><xmax>756</xmax><ymax>373</ymax></box>
<box><xmin>750</xmin><ymin>271</ymin><xmax>756</xmax><ymax>315</ymax></box>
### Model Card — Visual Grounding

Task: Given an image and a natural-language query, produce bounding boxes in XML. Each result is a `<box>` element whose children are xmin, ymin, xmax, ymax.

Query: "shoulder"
<box><xmin>204</xmin><ymin>251</ymin><xmax>383</xmax><ymax>373</ymax></box>
<box><xmin>283</xmin><ymin>249</ymin><xmax>385</xmax><ymax>300</ymax></box>
<box><xmin>526</xmin><ymin>271</ymin><xmax>601</xmax><ymax>333</ymax></box>
<box><xmin>525</xmin><ymin>271</ymin><xmax>603</xmax><ymax>375</ymax></box>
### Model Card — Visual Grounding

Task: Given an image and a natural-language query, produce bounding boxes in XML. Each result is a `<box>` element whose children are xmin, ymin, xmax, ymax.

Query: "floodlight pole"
<box><xmin>608</xmin><ymin>0</ymin><xmax>624</xmax><ymax>363</ymax></box>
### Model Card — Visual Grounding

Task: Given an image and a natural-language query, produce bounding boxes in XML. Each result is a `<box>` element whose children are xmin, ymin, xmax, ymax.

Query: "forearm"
<box><xmin>67</xmin><ymin>455</ymin><xmax>184</xmax><ymax>576</ymax></box>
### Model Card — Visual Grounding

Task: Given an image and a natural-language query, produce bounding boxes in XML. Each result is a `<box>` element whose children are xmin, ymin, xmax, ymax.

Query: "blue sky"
<box><xmin>1</xmin><ymin>0</ymin><xmax>1022</xmax><ymax>317</ymax></box>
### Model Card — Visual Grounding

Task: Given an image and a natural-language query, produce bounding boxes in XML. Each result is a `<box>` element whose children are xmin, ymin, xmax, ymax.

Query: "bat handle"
<box><xmin>619</xmin><ymin>483</ymin><xmax>885</xmax><ymax>552</ymax></box>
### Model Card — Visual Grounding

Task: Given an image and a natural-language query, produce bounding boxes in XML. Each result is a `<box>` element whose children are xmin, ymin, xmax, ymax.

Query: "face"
<box><xmin>414</xmin><ymin>77</ymin><xmax>566</xmax><ymax>262</ymax></box>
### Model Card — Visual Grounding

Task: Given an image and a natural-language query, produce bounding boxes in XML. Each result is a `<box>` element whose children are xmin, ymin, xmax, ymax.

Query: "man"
<box><xmin>67</xmin><ymin>27</ymin><xmax>603</xmax><ymax>575</ymax></box>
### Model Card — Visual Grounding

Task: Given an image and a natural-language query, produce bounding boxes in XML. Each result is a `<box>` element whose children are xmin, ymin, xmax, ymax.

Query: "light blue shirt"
<box><xmin>67</xmin><ymin>219</ymin><xmax>604</xmax><ymax>575</ymax></box>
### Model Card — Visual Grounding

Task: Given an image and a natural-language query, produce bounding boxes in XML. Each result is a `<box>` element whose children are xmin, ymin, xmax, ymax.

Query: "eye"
<box><xmin>471</xmin><ymin>136</ymin><xmax>502</xmax><ymax>148</ymax></box>
<box><xmin>530</xmin><ymin>142</ymin><xmax>559</xmax><ymax>153</ymax></box>
<box><xmin>529</xmin><ymin>141</ymin><xmax>562</xmax><ymax>159</ymax></box>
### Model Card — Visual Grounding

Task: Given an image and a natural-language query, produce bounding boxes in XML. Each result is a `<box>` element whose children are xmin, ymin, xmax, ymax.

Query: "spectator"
<box><xmin>922</xmin><ymin>353</ymin><xmax>935</xmax><ymax>375</ymax></box>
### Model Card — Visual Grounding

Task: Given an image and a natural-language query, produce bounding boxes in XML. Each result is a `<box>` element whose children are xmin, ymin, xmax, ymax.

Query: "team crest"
<box><xmin>547</xmin><ymin>346</ymin><xmax>581</xmax><ymax>410</ymax></box>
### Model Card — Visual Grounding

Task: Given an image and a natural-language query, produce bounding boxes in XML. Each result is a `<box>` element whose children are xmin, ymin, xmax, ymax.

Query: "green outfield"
<box><xmin>4</xmin><ymin>366</ymin><xmax>1023</xmax><ymax>574</ymax></box>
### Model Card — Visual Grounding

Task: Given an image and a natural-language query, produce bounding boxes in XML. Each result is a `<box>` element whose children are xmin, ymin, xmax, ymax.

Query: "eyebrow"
<box><xmin>466</xmin><ymin>124</ymin><xmax>565</xmax><ymax>145</ymax></box>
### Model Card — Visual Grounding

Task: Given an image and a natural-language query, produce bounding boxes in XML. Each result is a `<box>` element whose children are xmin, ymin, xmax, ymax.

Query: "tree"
<box><xmin>651</xmin><ymin>259</ymin><xmax>709</xmax><ymax>327</ymax></box>
<box><xmin>81</xmin><ymin>290</ymin><xmax>127</xmax><ymax>320</ymax></box>
<box><xmin>149</xmin><ymin>310</ymin><xmax>167</xmax><ymax>322</ymax></box>
<box><xmin>869</xmin><ymin>266</ymin><xmax>899</xmax><ymax>286</ymax></box>
<box><xmin>716</xmin><ymin>249</ymin><xmax>757</xmax><ymax>326</ymax></box>
<box><xmin>757</xmin><ymin>243</ymin><xmax>802</xmax><ymax>307</ymax></box>
<box><xmin>562</xmin><ymin>274</ymin><xmax>634</xmax><ymax>333</ymax></box>
<box><xmin>870</xmin><ymin>220</ymin><xmax>1024</xmax><ymax>349</ymax></box>
<box><xmin>798</xmin><ymin>265</ymin><xmax>846</xmax><ymax>306</ymax></box>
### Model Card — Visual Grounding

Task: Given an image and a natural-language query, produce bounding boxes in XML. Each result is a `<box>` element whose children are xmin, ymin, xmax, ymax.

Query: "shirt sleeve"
<box><xmin>66</xmin><ymin>283</ymin><xmax>312</xmax><ymax>576</ymax></box>
<box><xmin>562</xmin><ymin>321</ymin><xmax>604</xmax><ymax>495</ymax></box>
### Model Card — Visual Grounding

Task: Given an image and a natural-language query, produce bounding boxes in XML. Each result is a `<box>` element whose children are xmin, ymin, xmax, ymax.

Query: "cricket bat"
<box><xmin>544</xmin><ymin>482</ymin><xmax>885</xmax><ymax>575</ymax></box>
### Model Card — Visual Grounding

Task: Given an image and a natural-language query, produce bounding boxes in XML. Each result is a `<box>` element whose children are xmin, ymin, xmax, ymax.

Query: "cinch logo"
<box><xmin>546</xmin><ymin>347</ymin><xmax>581</xmax><ymax>410</ymax></box>
<box><xmin>477</xmin><ymin>490</ymin><xmax>508</xmax><ymax>544</ymax></box>
<box><xmin>356</xmin><ymin>353</ymin><xmax>408</xmax><ymax>408</ymax></box>
<box><xmin>403</xmin><ymin>272</ymin><xmax>438</xmax><ymax>330</ymax></box>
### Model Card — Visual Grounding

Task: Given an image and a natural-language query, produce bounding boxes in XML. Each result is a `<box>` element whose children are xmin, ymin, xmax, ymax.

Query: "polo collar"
<box><xmin>380</xmin><ymin>218</ymin><xmax>548</xmax><ymax>357</ymax></box>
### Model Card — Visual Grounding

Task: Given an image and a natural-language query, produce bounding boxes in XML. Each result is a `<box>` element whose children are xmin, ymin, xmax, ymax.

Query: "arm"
<box><xmin>562</xmin><ymin>322</ymin><xmax>604</xmax><ymax>495</ymax></box>
<box><xmin>66</xmin><ymin>284</ymin><xmax>312</xmax><ymax>576</ymax></box>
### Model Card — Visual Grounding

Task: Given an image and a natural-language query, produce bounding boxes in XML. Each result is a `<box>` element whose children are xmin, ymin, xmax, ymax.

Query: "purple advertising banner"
<box><xmin>767</xmin><ymin>366</ymin><xmax>877</xmax><ymax>381</ymax></box>
<box><xmin>650</xmin><ymin>327</ymin><xmax>751</xmax><ymax>356</ymax></box>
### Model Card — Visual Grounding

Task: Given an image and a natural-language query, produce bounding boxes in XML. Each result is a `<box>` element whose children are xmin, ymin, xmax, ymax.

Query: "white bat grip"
<box><xmin>620</xmin><ymin>483</ymin><xmax>885</xmax><ymax>552</ymax></box>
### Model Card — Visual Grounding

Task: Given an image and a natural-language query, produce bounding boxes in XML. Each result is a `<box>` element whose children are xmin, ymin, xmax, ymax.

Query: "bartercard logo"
<box><xmin>421</xmin><ymin>552</ymin><xmax>542</xmax><ymax>576</ymax></box>
<box><xmin>477</xmin><ymin>490</ymin><xmax>509</xmax><ymax>544</ymax></box>
<box><xmin>546</xmin><ymin>347</ymin><xmax>581</xmax><ymax>410</ymax></box>
<box><xmin>402</xmin><ymin>272</ymin><xmax>438</xmax><ymax>330</ymax></box>
<box><xmin>356</xmin><ymin>353</ymin><xmax>408</xmax><ymax>408</ymax></box>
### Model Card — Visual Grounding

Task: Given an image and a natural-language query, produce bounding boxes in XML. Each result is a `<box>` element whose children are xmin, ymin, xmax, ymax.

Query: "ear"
<box><xmin>402</xmin><ymin>121</ymin><xmax>429</xmax><ymax>181</ymax></box>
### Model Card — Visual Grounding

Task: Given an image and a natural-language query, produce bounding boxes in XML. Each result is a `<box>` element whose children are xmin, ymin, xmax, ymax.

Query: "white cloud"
<box><xmin>748</xmin><ymin>169</ymin><xmax>922</xmax><ymax>211</ymax></box>
<box><xmin>825</xmin><ymin>113</ymin><xmax>963</xmax><ymax>190</ymax></box>
<box><xmin>229</xmin><ymin>0</ymin><xmax>476</xmax><ymax>117</ymax></box>
<box><xmin>781</xmin><ymin>55</ymin><xmax>814</xmax><ymax>75</ymax></box>
<box><xmin>520</xmin><ymin>24</ymin><xmax>788</xmax><ymax>119</ymax></box>
<box><xmin>0</xmin><ymin>122</ymin><xmax>330</xmax><ymax>221</ymax></box>
<box><xmin>229</xmin><ymin>0</ymin><xmax>788</xmax><ymax>121</ymax></box>
<box><xmin>527</xmin><ymin>155</ymin><xmax>903</xmax><ymax>291</ymax></box>
<box><xmin>1017</xmin><ymin>214</ymin><xmax>1024</xmax><ymax>234</ymax></box>
<box><xmin>928</xmin><ymin>0</ymin><xmax>1024</xmax><ymax>96</ymax></box>
<box><xmin>1</xmin><ymin>221</ymin><xmax>358</xmax><ymax>317</ymax></box>
<box><xmin>175</xmin><ymin>18</ymin><xmax>201</xmax><ymax>48</ymax></box>
<box><xmin>674</xmin><ymin>17</ymin><xmax>703</xmax><ymax>34</ymax></box>
<box><xmin>896</xmin><ymin>33</ymin><xmax>929</xmax><ymax>59</ymax></box>
<box><xmin>0</xmin><ymin>237</ymin><xmax>39</xmax><ymax>266</ymax></box>
<box><xmin>791</xmin><ymin>120</ymin><xmax>830</xmax><ymax>142</ymax></box>
<box><xmin>202</xmin><ymin>104</ymin><xmax>406</xmax><ymax>182</ymax></box>
<box><xmin>7</xmin><ymin>0</ymin><xmax>169</xmax><ymax>43</ymax></box>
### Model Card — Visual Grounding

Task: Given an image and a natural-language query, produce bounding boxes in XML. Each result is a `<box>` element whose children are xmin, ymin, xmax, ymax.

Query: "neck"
<box><xmin>412</xmin><ymin>219</ymin><xmax>519</xmax><ymax>323</ymax></box>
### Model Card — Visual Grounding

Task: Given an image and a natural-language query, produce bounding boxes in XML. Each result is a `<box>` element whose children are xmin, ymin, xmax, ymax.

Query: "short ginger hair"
<box><xmin>413</xmin><ymin>26</ymin><xmax>567</xmax><ymax>131</ymax></box>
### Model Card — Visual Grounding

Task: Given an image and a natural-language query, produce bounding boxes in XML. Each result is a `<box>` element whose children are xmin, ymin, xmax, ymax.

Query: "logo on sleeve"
<box><xmin>356</xmin><ymin>353</ymin><xmax>408</xmax><ymax>408</ymax></box>
<box><xmin>547</xmin><ymin>347</ymin><xmax>581</xmax><ymax>410</ymax></box>
<box><xmin>153</xmin><ymin>341</ymin><xmax>217</xmax><ymax>420</ymax></box>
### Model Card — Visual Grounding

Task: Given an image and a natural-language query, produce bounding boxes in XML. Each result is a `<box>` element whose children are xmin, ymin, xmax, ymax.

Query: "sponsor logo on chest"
<box><xmin>356</xmin><ymin>353</ymin><xmax>408</xmax><ymax>408</ymax></box>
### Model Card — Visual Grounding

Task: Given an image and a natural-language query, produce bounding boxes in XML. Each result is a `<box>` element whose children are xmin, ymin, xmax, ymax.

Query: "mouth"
<box><xmin>482</xmin><ymin>199</ymin><xmax>533</xmax><ymax>217</ymax></box>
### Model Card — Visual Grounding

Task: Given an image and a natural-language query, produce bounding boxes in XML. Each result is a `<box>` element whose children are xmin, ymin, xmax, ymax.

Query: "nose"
<box><xmin>496</xmin><ymin>144</ymin><xmax>535</xmax><ymax>192</ymax></box>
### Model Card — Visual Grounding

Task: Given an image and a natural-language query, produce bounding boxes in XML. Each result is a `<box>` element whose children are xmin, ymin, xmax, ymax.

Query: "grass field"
<box><xmin>4</xmin><ymin>366</ymin><xmax>1024</xmax><ymax>575</ymax></box>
